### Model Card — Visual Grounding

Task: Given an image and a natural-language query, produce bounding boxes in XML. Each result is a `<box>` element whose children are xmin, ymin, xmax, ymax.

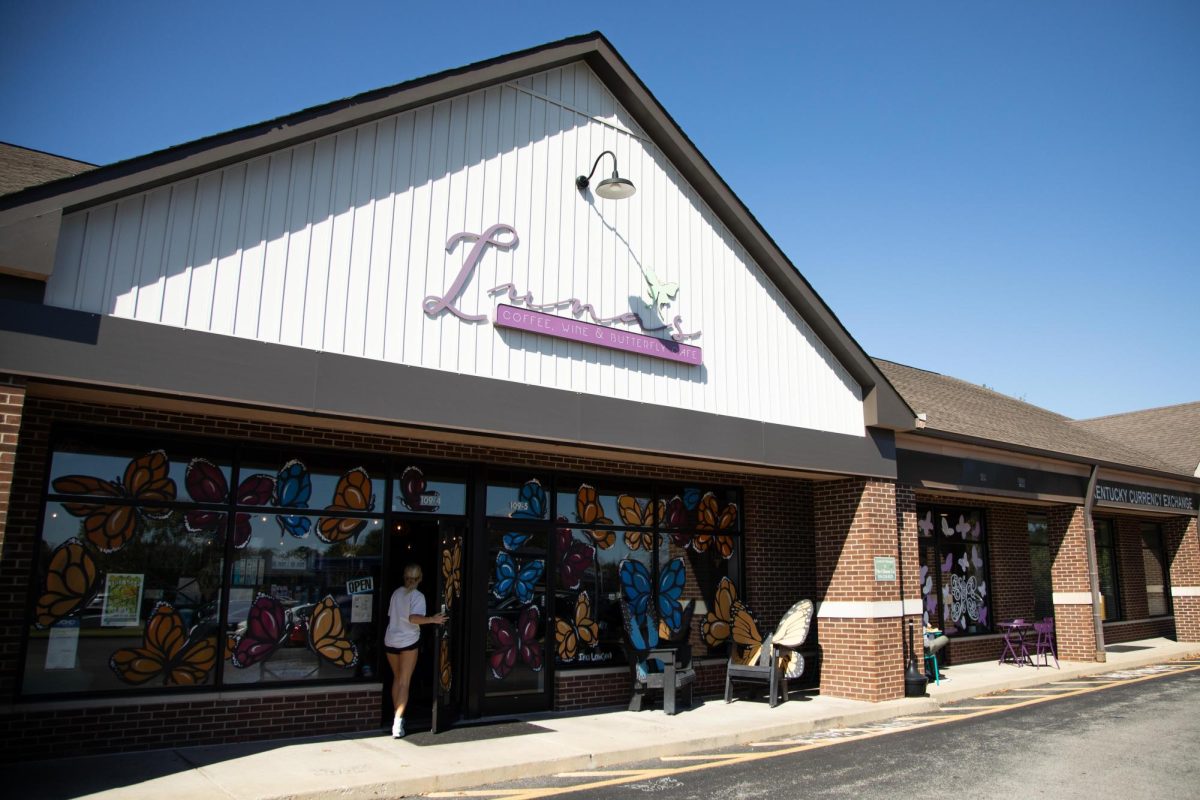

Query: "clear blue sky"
<box><xmin>2</xmin><ymin>1</ymin><xmax>1196</xmax><ymax>420</ymax></box>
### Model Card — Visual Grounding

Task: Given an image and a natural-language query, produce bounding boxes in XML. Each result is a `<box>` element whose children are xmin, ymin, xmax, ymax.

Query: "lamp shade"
<box><xmin>594</xmin><ymin>175</ymin><xmax>636</xmax><ymax>200</ymax></box>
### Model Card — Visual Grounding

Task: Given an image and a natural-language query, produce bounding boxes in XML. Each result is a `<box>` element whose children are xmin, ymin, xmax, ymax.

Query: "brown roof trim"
<box><xmin>0</xmin><ymin>32</ymin><xmax>912</xmax><ymax>430</ymax></box>
<box><xmin>907</xmin><ymin>427</ymin><xmax>1200</xmax><ymax>488</ymax></box>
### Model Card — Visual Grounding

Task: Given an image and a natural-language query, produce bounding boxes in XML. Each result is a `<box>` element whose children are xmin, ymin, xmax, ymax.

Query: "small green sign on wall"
<box><xmin>873</xmin><ymin>556</ymin><xmax>897</xmax><ymax>582</ymax></box>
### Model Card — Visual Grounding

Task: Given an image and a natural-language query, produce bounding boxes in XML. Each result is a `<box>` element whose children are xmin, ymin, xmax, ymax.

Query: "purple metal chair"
<box><xmin>998</xmin><ymin>619</ymin><xmax>1030</xmax><ymax>666</ymax></box>
<box><xmin>1031</xmin><ymin>617</ymin><xmax>1059</xmax><ymax>668</ymax></box>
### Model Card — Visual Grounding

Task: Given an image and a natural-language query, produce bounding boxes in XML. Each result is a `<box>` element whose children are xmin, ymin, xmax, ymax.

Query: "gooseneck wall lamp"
<box><xmin>576</xmin><ymin>150</ymin><xmax>636</xmax><ymax>199</ymax></box>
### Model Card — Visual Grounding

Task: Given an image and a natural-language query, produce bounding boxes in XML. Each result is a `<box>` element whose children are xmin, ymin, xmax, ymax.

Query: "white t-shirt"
<box><xmin>385</xmin><ymin>586</ymin><xmax>427</xmax><ymax>648</ymax></box>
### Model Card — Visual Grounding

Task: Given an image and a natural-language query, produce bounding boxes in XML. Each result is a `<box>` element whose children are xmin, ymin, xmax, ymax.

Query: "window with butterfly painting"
<box><xmin>655</xmin><ymin>486</ymin><xmax>742</xmax><ymax>659</ymax></box>
<box><xmin>551</xmin><ymin>478</ymin><xmax>744</xmax><ymax>668</ymax></box>
<box><xmin>23</xmin><ymin>434</ymin><xmax>385</xmax><ymax>696</ymax></box>
<box><xmin>917</xmin><ymin>506</ymin><xmax>992</xmax><ymax>637</ymax></box>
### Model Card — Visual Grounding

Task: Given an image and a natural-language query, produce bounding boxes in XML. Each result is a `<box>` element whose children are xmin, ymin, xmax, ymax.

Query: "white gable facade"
<box><xmin>44</xmin><ymin>63</ymin><xmax>864</xmax><ymax>436</ymax></box>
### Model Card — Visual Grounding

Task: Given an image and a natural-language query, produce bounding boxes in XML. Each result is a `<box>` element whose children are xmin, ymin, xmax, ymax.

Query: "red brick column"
<box><xmin>1165</xmin><ymin>515</ymin><xmax>1200</xmax><ymax>642</ymax></box>
<box><xmin>0</xmin><ymin>376</ymin><xmax>28</xmax><ymax>697</ymax></box>
<box><xmin>1048</xmin><ymin>504</ymin><xmax>1100</xmax><ymax>661</ymax></box>
<box><xmin>0</xmin><ymin>375</ymin><xmax>24</xmax><ymax>553</ymax></box>
<box><xmin>812</xmin><ymin>478</ymin><xmax>918</xmax><ymax>702</ymax></box>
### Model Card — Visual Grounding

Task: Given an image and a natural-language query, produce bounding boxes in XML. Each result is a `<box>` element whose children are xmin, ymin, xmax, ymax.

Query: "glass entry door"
<box><xmin>481</xmin><ymin>520</ymin><xmax>552</xmax><ymax>715</ymax></box>
<box><xmin>431</xmin><ymin>522</ymin><xmax>466</xmax><ymax>732</ymax></box>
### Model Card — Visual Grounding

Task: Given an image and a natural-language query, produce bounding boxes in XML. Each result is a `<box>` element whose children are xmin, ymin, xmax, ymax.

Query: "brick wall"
<box><xmin>1166</xmin><ymin>515</ymin><xmax>1200</xmax><ymax>641</ymax></box>
<box><xmin>0</xmin><ymin>377</ymin><xmax>27</xmax><ymax>684</ymax></box>
<box><xmin>0</xmin><ymin>687</ymin><xmax>380</xmax><ymax>763</ymax></box>
<box><xmin>812</xmin><ymin>478</ymin><xmax>912</xmax><ymax>702</ymax></box>
<box><xmin>1047</xmin><ymin>505</ymin><xmax>1097</xmax><ymax>661</ymax></box>
<box><xmin>0</xmin><ymin>384</ymin><xmax>820</xmax><ymax>756</ymax></box>
<box><xmin>1114</xmin><ymin>516</ymin><xmax>1149</xmax><ymax>620</ymax></box>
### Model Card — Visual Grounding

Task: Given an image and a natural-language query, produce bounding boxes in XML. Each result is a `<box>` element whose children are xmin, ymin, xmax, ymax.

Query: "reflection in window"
<box><xmin>25</xmin><ymin>439</ymin><xmax>383</xmax><ymax>697</ymax></box>
<box><xmin>25</xmin><ymin>501</ymin><xmax>224</xmax><ymax>695</ymax></box>
<box><xmin>485</xmin><ymin>523</ymin><xmax>547</xmax><ymax>695</ymax></box>
<box><xmin>1093</xmin><ymin>519</ymin><xmax>1121</xmax><ymax>621</ymax></box>
<box><xmin>552</xmin><ymin>481</ymin><xmax>742</xmax><ymax>668</ymax></box>
<box><xmin>917</xmin><ymin>506</ymin><xmax>991</xmax><ymax>636</ymax></box>
<box><xmin>1028</xmin><ymin>514</ymin><xmax>1053</xmax><ymax>621</ymax></box>
<box><xmin>1140</xmin><ymin>523</ymin><xmax>1170</xmax><ymax>617</ymax></box>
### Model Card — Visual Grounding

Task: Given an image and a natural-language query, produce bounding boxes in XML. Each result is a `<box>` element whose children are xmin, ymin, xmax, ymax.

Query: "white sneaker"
<box><xmin>391</xmin><ymin>718</ymin><xmax>405</xmax><ymax>739</ymax></box>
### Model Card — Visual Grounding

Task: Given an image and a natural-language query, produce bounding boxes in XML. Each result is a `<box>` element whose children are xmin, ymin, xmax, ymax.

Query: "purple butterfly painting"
<box><xmin>228</xmin><ymin>595</ymin><xmax>286</xmax><ymax>668</ymax></box>
<box><xmin>488</xmin><ymin>605</ymin><xmax>542</xmax><ymax>679</ymax></box>
<box><xmin>556</xmin><ymin>524</ymin><xmax>595</xmax><ymax>591</ymax></box>
<box><xmin>184</xmin><ymin>458</ymin><xmax>275</xmax><ymax>548</ymax></box>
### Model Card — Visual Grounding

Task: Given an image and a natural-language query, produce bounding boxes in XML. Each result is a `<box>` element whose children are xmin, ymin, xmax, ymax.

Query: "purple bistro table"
<box><xmin>998</xmin><ymin>619</ymin><xmax>1033</xmax><ymax>667</ymax></box>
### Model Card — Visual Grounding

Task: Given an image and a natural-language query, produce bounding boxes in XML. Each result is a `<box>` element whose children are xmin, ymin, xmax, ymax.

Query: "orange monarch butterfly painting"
<box><xmin>109</xmin><ymin>602</ymin><xmax>217</xmax><ymax>686</ymax></box>
<box><xmin>575</xmin><ymin>484</ymin><xmax>614</xmax><ymax>549</ymax></box>
<box><xmin>616</xmin><ymin>495</ymin><xmax>656</xmax><ymax>551</ymax></box>
<box><xmin>51</xmin><ymin>450</ymin><xmax>177</xmax><ymax>553</ymax></box>
<box><xmin>307</xmin><ymin>595</ymin><xmax>359</xmax><ymax>668</ymax></box>
<box><xmin>701</xmin><ymin>577</ymin><xmax>740</xmax><ymax>648</ymax></box>
<box><xmin>35</xmin><ymin>538</ymin><xmax>99</xmax><ymax>628</ymax></box>
<box><xmin>316</xmin><ymin>468</ymin><xmax>375</xmax><ymax>544</ymax></box>
<box><xmin>442</xmin><ymin>538</ymin><xmax>462</xmax><ymax>610</ymax></box>
<box><xmin>554</xmin><ymin>591</ymin><xmax>599</xmax><ymax>662</ymax></box>
<box><xmin>693</xmin><ymin>492</ymin><xmax>737</xmax><ymax>559</ymax></box>
<box><xmin>439</xmin><ymin>635</ymin><xmax>452</xmax><ymax>694</ymax></box>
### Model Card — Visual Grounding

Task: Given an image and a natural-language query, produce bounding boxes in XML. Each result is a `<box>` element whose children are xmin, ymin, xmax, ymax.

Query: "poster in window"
<box><xmin>45</xmin><ymin>618</ymin><xmax>81</xmax><ymax>669</ymax></box>
<box><xmin>101</xmin><ymin>573</ymin><xmax>144</xmax><ymax>627</ymax></box>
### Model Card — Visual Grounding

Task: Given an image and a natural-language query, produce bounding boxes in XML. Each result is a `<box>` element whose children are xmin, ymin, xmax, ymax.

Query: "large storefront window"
<box><xmin>23</xmin><ymin>435</ymin><xmax>382</xmax><ymax>697</ymax></box>
<box><xmin>550</xmin><ymin>478</ymin><xmax>743</xmax><ymax>668</ymax></box>
<box><xmin>1093</xmin><ymin>519</ymin><xmax>1121</xmax><ymax>621</ymax></box>
<box><xmin>1139</xmin><ymin>523</ymin><xmax>1171</xmax><ymax>617</ymax></box>
<box><xmin>1028</xmin><ymin>514</ymin><xmax>1053</xmax><ymax>621</ymax></box>
<box><xmin>918</xmin><ymin>506</ymin><xmax>992</xmax><ymax>636</ymax></box>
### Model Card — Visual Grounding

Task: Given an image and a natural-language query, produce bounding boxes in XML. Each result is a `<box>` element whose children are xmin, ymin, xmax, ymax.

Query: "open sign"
<box><xmin>346</xmin><ymin>577</ymin><xmax>374</xmax><ymax>595</ymax></box>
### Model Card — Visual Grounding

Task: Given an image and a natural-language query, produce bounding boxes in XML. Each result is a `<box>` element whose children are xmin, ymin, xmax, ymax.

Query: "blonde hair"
<box><xmin>403</xmin><ymin>564</ymin><xmax>422</xmax><ymax>581</ymax></box>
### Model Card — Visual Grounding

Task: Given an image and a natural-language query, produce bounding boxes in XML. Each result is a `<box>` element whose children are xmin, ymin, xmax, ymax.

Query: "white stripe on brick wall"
<box><xmin>1171</xmin><ymin>586</ymin><xmax>1200</xmax><ymax>597</ymax></box>
<box><xmin>817</xmin><ymin>599</ymin><xmax>923</xmax><ymax>619</ymax></box>
<box><xmin>1053</xmin><ymin>592</ymin><xmax>1094</xmax><ymax>605</ymax></box>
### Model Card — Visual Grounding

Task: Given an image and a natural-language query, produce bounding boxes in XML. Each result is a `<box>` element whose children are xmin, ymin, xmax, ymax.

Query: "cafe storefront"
<box><xmin>0</xmin><ymin>34</ymin><xmax>917</xmax><ymax>758</ymax></box>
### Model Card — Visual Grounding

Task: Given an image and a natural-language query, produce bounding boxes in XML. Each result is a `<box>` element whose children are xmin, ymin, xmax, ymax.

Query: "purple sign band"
<box><xmin>494</xmin><ymin>305</ymin><xmax>702</xmax><ymax>366</ymax></box>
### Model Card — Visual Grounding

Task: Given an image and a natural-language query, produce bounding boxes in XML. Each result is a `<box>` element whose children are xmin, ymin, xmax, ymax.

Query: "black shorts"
<box><xmin>384</xmin><ymin>641</ymin><xmax>419</xmax><ymax>655</ymax></box>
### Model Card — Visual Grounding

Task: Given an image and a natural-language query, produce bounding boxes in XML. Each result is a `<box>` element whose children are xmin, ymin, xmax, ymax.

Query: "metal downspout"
<box><xmin>1083</xmin><ymin>466</ymin><xmax>1106</xmax><ymax>662</ymax></box>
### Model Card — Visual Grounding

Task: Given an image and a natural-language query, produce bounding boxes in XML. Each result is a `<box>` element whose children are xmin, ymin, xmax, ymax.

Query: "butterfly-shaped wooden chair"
<box><xmin>619</xmin><ymin>599</ymin><xmax>696</xmax><ymax>715</ymax></box>
<box><xmin>724</xmin><ymin>598</ymin><xmax>814</xmax><ymax>708</ymax></box>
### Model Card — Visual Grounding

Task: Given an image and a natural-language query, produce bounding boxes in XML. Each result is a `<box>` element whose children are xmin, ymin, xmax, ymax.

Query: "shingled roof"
<box><xmin>0</xmin><ymin>142</ymin><xmax>94</xmax><ymax>197</ymax></box>
<box><xmin>874</xmin><ymin>358</ymin><xmax>1188</xmax><ymax>476</ymax></box>
<box><xmin>1075</xmin><ymin>403</ymin><xmax>1200</xmax><ymax>477</ymax></box>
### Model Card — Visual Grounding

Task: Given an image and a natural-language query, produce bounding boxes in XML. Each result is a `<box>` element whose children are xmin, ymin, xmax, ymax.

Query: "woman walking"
<box><xmin>384</xmin><ymin>564</ymin><xmax>447</xmax><ymax>738</ymax></box>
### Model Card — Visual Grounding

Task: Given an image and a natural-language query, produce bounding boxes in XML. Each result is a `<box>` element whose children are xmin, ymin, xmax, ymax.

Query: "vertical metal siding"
<box><xmin>44</xmin><ymin>63</ymin><xmax>864</xmax><ymax>436</ymax></box>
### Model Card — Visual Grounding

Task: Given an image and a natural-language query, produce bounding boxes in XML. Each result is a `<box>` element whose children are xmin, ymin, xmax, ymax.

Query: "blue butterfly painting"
<box><xmin>502</xmin><ymin>531</ymin><xmax>531</xmax><ymax>551</ymax></box>
<box><xmin>619</xmin><ymin>557</ymin><xmax>686</xmax><ymax>630</ymax></box>
<box><xmin>510</xmin><ymin>479</ymin><xmax>547</xmax><ymax>520</ymax></box>
<box><xmin>274</xmin><ymin>460</ymin><xmax>312</xmax><ymax>538</ymax></box>
<box><xmin>493</xmin><ymin>552</ymin><xmax>544</xmax><ymax>605</ymax></box>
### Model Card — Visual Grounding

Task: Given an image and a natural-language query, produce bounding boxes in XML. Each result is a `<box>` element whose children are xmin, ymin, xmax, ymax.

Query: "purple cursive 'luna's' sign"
<box><xmin>494</xmin><ymin>305</ymin><xmax>702</xmax><ymax>365</ymax></box>
<box><xmin>423</xmin><ymin>224</ymin><xmax>702</xmax><ymax>364</ymax></box>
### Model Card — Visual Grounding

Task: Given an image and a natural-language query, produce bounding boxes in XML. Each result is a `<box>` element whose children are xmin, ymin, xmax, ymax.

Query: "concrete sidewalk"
<box><xmin>14</xmin><ymin>637</ymin><xmax>1199</xmax><ymax>800</ymax></box>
